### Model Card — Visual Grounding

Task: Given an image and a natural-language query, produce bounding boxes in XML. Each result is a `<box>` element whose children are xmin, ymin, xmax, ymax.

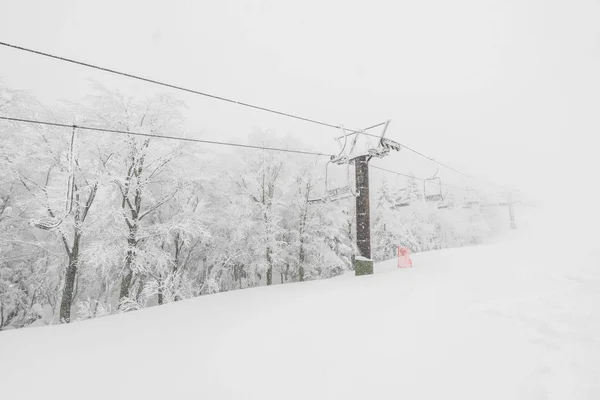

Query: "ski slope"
<box><xmin>1</xmin><ymin>207</ymin><xmax>599</xmax><ymax>399</ymax></box>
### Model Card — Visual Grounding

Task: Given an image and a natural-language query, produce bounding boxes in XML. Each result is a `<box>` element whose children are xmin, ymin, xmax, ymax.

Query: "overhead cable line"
<box><xmin>0</xmin><ymin>116</ymin><xmax>334</xmax><ymax>157</ymax></box>
<box><xmin>0</xmin><ymin>41</ymin><xmax>490</xmax><ymax>184</ymax></box>
<box><xmin>0</xmin><ymin>41</ymin><xmax>383</xmax><ymax>136</ymax></box>
<box><xmin>369</xmin><ymin>164</ymin><xmax>468</xmax><ymax>191</ymax></box>
<box><xmin>397</xmin><ymin>144</ymin><xmax>474</xmax><ymax>179</ymax></box>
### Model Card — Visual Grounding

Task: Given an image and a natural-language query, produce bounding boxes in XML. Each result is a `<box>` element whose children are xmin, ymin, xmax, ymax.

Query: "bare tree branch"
<box><xmin>138</xmin><ymin>187</ymin><xmax>180</xmax><ymax>221</ymax></box>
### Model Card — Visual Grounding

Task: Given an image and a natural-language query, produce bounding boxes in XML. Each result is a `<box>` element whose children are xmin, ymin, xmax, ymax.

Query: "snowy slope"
<box><xmin>1</xmin><ymin>207</ymin><xmax>599</xmax><ymax>399</ymax></box>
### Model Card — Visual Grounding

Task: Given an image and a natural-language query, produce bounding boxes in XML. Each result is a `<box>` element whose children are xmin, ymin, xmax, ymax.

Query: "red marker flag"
<box><xmin>398</xmin><ymin>246</ymin><xmax>413</xmax><ymax>268</ymax></box>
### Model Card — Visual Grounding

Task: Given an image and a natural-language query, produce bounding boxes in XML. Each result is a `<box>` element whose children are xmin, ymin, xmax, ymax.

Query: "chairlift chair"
<box><xmin>424</xmin><ymin>177</ymin><xmax>443</xmax><ymax>203</ymax></box>
<box><xmin>393</xmin><ymin>171</ymin><xmax>413</xmax><ymax>208</ymax></box>
<box><xmin>307</xmin><ymin>159</ymin><xmax>358</xmax><ymax>204</ymax></box>
<box><xmin>424</xmin><ymin>177</ymin><xmax>447</xmax><ymax>208</ymax></box>
<box><xmin>481</xmin><ymin>194</ymin><xmax>499</xmax><ymax>208</ymax></box>
<box><xmin>463</xmin><ymin>188</ymin><xmax>479</xmax><ymax>208</ymax></box>
<box><xmin>498</xmin><ymin>189</ymin><xmax>509</xmax><ymax>206</ymax></box>
<box><xmin>423</xmin><ymin>168</ymin><xmax>449</xmax><ymax>209</ymax></box>
<box><xmin>394</xmin><ymin>188</ymin><xmax>411</xmax><ymax>208</ymax></box>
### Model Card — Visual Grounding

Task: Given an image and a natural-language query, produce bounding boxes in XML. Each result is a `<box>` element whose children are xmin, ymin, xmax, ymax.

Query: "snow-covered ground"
<box><xmin>1</xmin><ymin>206</ymin><xmax>599</xmax><ymax>399</ymax></box>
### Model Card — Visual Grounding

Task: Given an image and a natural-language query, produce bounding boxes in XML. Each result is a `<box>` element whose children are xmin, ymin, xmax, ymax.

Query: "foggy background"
<box><xmin>1</xmin><ymin>0</ymin><xmax>599</xmax><ymax>210</ymax></box>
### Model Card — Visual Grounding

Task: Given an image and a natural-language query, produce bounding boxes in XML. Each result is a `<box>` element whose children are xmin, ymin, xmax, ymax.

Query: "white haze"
<box><xmin>0</xmin><ymin>0</ymin><xmax>598</xmax><ymax>206</ymax></box>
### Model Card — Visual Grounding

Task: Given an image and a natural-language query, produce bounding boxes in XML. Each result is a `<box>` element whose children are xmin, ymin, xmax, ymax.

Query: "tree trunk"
<box><xmin>59</xmin><ymin>245</ymin><xmax>79</xmax><ymax>323</ymax></box>
<box><xmin>119</xmin><ymin>234</ymin><xmax>137</xmax><ymax>303</ymax></box>
<box><xmin>284</xmin><ymin>263</ymin><xmax>290</xmax><ymax>282</ymax></box>
<box><xmin>266</xmin><ymin>248</ymin><xmax>273</xmax><ymax>286</ymax></box>
<box><xmin>298</xmin><ymin>242</ymin><xmax>306</xmax><ymax>282</ymax></box>
<box><xmin>157</xmin><ymin>284</ymin><xmax>163</xmax><ymax>305</ymax></box>
<box><xmin>135</xmin><ymin>276</ymin><xmax>145</xmax><ymax>302</ymax></box>
<box><xmin>119</xmin><ymin>268</ymin><xmax>134</xmax><ymax>303</ymax></box>
<box><xmin>298</xmin><ymin>195</ymin><xmax>309</xmax><ymax>282</ymax></box>
<box><xmin>56</xmin><ymin>181</ymin><xmax>97</xmax><ymax>323</ymax></box>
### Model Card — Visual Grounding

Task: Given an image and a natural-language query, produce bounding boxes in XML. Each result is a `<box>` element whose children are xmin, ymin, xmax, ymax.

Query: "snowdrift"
<box><xmin>0</xmin><ymin>207</ymin><xmax>599</xmax><ymax>399</ymax></box>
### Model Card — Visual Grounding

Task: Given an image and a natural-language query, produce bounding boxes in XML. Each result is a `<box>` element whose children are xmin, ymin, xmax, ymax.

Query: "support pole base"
<box><xmin>354</xmin><ymin>258</ymin><xmax>374</xmax><ymax>276</ymax></box>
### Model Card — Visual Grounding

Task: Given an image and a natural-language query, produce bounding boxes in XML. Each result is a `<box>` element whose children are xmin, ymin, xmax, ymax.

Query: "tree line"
<box><xmin>0</xmin><ymin>82</ymin><xmax>496</xmax><ymax>329</ymax></box>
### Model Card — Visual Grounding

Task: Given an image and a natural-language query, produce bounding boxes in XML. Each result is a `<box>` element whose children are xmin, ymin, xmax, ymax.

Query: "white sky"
<box><xmin>1</xmin><ymin>0</ymin><xmax>599</xmax><ymax>204</ymax></box>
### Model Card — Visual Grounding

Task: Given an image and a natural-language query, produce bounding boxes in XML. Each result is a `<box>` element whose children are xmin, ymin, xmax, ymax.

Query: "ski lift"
<box><xmin>393</xmin><ymin>175</ymin><xmax>410</xmax><ymax>208</ymax></box>
<box><xmin>394</xmin><ymin>188</ymin><xmax>411</xmax><ymax>208</ymax></box>
<box><xmin>423</xmin><ymin>168</ymin><xmax>448</xmax><ymax>209</ymax></box>
<box><xmin>31</xmin><ymin>127</ymin><xmax>77</xmax><ymax>230</ymax></box>
<box><xmin>498</xmin><ymin>189</ymin><xmax>509</xmax><ymax>206</ymax></box>
<box><xmin>361</xmin><ymin>121</ymin><xmax>402</xmax><ymax>160</ymax></box>
<box><xmin>308</xmin><ymin>121</ymin><xmax>400</xmax><ymax>204</ymax></box>
<box><xmin>424</xmin><ymin>168</ymin><xmax>443</xmax><ymax>202</ymax></box>
<box><xmin>333</xmin><ymin>120</ymin><xmax>401</xmax><ymax>162</ymax></box>
<box><xmin>311</xmin><ymin>159</ymin><xmax>358</xmax><ymax>203</ymax></box>
<box><xmin>463</xmin><ymin>187</ymin><xmax>479</xmax><ymax>208</ymax></box>
<box><xmin>307</xmin><ymin>130</ymin><xmax>358</xmax><ymax>204</ymax></box>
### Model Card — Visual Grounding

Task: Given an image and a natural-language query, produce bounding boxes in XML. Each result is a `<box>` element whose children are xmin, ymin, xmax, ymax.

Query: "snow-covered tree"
<box><xmin>227</xmin><ymin>132</ymin><xmax>287</xmax><ymax>286</ymax></box>
<box><xmin>0</xmin><ymin>79</ymin><xmax>503</xmax><ymax>329</ymax></box>
<box><xmin>82</xmin><ymin>86</ymin><xmax>187</xmax><ymax>306</ymax></box>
